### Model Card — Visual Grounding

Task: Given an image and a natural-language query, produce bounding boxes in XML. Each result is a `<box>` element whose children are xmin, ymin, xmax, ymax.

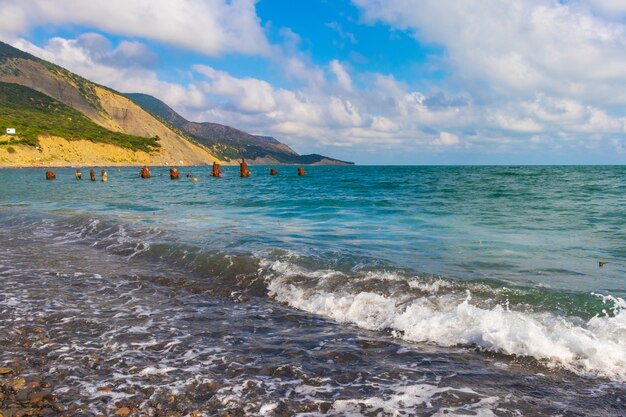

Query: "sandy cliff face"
<box><xmin>94</xmin><ymin>87</ymin><xmax>221</xmax><ymax>165</ymax></box>
<box><xmin>0</xmin><ymin>135</ymin><xmax>153</xmax><ymax>167</ymax></box>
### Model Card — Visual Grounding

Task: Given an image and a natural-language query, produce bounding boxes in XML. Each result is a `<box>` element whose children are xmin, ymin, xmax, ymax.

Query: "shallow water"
<box><xmin>0</xmin><ymin>165</ymin><xmax>624</xmax><ymax>415</ymax></box>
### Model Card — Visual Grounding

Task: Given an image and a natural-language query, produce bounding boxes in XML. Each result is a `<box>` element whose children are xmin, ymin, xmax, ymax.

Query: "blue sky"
<box><xmin>1</xmin><ymin>0</ymin><xmax>626</xmax><ymax>164</ymax></box>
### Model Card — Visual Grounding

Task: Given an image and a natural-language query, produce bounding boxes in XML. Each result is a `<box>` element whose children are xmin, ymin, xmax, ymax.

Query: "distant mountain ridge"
<box><xmin>124</xmin><ymin>93</ymin><xmax>353</xmax><ymax>165</ymax></box>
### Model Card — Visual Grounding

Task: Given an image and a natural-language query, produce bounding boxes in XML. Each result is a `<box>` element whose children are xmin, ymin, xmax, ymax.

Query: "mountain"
<box><xmin>0</xmin><ymin>41</ymin><xmax>223</xmax><ymax>167</ymax></box>
<box><xmin>0</xmin><ymin>40</ymin><xmax>352</xmax><ymax>166</ymax></box>
<box><xmin>124</xmin><ymin>94</ymin><xmax>353</xmax><ymax>165</ymax></box>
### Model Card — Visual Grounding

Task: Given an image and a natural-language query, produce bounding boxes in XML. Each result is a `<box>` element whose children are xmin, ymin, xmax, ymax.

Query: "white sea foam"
<box><xmin>330</xmin><ymin>384</ymin><xmax>500</xmax><ymax>417</ymax></box>
<box><xmin>292</xmin><ymin>382</ymin><xmax>503</xmax><ymax>417</ymax></box>
<box><xmin>264</xmin><ymin>260</ymin><xmax>626</xmax><ymax>381</ymax></box>
<box><xmin>137</xmin><ymin>366</ymin><xmax>178</xmax><ymax>376</ymax></box>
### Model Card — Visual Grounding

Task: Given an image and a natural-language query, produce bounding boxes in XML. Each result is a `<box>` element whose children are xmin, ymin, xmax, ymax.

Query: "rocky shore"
<box><xmin>0</xmin><ymin>325</ymin><xmax>226</xmax><ymax>417</ymax></box>
<box><xmin>0</xmin><ymin>326</ymin><xmax>67</xmax><ymax>417</ymax></box>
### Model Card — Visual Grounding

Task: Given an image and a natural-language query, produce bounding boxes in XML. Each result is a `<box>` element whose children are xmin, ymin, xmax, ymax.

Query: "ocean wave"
<box><xmin>263</xmin><ymin>260</ymin><xmax>626</xmax><ymax>382</ymax></box>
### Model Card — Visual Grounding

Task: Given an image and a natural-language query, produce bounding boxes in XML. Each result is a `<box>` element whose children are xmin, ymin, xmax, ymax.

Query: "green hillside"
<box><xmin>0</xmin><ymin>82</ymin><xmax>159</xmax><ymax>152</ymax></box>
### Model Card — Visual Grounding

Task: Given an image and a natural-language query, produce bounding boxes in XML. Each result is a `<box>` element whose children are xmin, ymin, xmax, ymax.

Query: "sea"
<box><xmin>0</xmin><ymin>165</ymin><xmax>624</xmax><ymax>416</ymax></box>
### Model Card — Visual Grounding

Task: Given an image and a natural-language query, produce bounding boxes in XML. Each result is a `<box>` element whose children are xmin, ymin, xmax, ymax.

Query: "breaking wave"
<box><xmin>262</xmin><ymin>260</ymin><xmax>626</xmax><ymax>382</ymax></box>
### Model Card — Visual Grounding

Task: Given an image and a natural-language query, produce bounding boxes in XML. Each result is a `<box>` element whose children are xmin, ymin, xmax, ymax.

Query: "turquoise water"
<box><xmin>2</xmin><ymin>165</ymin><xmax>624</xmax><ymax>293</ymax></box>
<box><xmin>0</xmin><ymin>165</ymin><xmax>625</xmax><ymax>415</ymax></box>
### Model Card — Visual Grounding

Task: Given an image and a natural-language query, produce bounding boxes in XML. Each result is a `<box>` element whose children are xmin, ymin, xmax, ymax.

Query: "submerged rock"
<box><xmin>114</xmin><ymin>406</ymin><xmax>131</xmax><ymax>416</ymax></box>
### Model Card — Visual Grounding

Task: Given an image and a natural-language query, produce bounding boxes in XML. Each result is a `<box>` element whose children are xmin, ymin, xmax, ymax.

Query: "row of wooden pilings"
<box><xmin>45</xmin><ymin>160</ymin><xmax>306</xmax><ymax>180</ymax></box>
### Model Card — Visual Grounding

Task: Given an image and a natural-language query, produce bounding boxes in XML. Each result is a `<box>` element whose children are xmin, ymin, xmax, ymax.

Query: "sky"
<box><xmin>1</xmin><ymin>0</ymin><xmax>626</xmax><ymax>165</ymax></box>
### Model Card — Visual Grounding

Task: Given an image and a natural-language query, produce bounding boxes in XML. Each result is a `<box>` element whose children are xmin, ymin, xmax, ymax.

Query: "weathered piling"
<box><xmin>212</xmin><ymin>162</ymin><xmax>222</xmax><ymax>177</ymax></box>
<box><xmin>240</xmin><ymin>158</ymin><xmax>251</xmax><ymax>177</ymax></box>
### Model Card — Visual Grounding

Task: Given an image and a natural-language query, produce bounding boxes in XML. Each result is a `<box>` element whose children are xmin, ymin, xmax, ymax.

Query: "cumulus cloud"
<box><xmin>431</xmin><ymin>132</ymin><xmax>460</xmax><ymax>146</ymax></box>
<box><xmin>353</xmin><ymin>0</ymin><xmax>626</xmax><ymax>104</ymax></box>
<box><xmin>13</xmin><ymin>37</ymin><xmax>206</xmax><ymax>109</ymax></box>
<box><xmin>329</xmin><ymin>60</ymin><xmax>354</xmax><ymax>92</ymax></box>
<box><xmin>345</xmin><ymin>0</ymin><xmax>626</xmax><ymax>158</ymax></box>
<box><xmin>0</xmin><ymin>0</ymin><xmax>270</xmax><ymax>56</ymax></box>
<box><xmin>580</xmin><ymin>0</ymin><xmax>626</xmax><ymax>18</ymax></box>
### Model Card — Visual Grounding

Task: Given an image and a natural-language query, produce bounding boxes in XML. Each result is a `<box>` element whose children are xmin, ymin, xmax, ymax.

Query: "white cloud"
<box><xmin>431</xmin><ymin>132</ymin><xmax>460</xmax><ymax>146</ymax></box>
<box><xmin>371</xmin><ymin>116</ymin><xmax>398</xmax><ymax>132</ymax></box>
<box><xmin>580</xmin><ymin>0</ymin><xmax>626</xmax><ymax>18</ymax></box>
<box><xmin>0</xmin><ymin>3</ymin><xmax>29</xmax><ymax>39</ymax></box>
<box><xmin>329</xmin><ymin>60</ymin><xmax>354</xmax><ymax>92</ymax></box>
<box><xmin>0</xmin><ymin>0</ymin><xmax>270</xmax><ymax>56</ymax></box>
<box><xmin>326</xmin><ymin>21</ymin><xmax>358</xmax><ymax>44</ymax></box>
<box><xmin>195</xmin><ymin>65</ymin><xmax>278</xmax><ymax>113</ymax></box>
<box><xmin>12</xmin><ymin>37</ymin><xmax>206</xmax><ymax>109</ymax></box>
<box><xmin>353</xmin><ymin>0</ymin><xmax>626</xmax><ymax>105</ymax></box>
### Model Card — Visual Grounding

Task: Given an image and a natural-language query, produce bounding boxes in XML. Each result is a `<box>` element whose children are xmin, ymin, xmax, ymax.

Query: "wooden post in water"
<box><xmin>140</xmin><ymin>166</ymin><xmax>151</xmax><ymax>179</ymax></box>
<box><xmin>240</xmin><ymin>158</ymin><xmax>251</xmax><ymax>177</ymax></box>
<box><xmin>212</xmin><ymin>162</ymin><xmax>222</xmax><ymax>177</ymax></box>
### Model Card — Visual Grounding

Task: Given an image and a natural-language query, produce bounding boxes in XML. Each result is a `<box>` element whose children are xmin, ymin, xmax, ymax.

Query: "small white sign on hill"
<box><xmin>6</xmin><ymin>128</ymin><xmax>16</xmax><ymax>135</ymax></box>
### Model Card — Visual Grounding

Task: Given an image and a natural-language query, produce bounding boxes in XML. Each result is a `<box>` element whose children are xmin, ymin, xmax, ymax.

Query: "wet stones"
<box><xmin>322</xmin><ymin>350</ymin><xmax>361</xmax><ymax>363</ymax></box>
<box><xmin>186</xmin><ymin>380</ymin><xmax>219</xmax><ymax>402</ymax></box>
<box><xmin>10</xmin><ymin>379</ymin><xmax>25</xmax><ymax>392</ymax></box>
<box><xmin>0</xmin><ymin>369</ymin><xmax>64</xmax><ymax>417</ymax></box>
<box><xmin>114</xmin><ymin>406</ymin><xmax>131</xmax><ymax>416</ymax></box>
<box><xmin>44</xmin><ymin>171</ymin><xmax>55</xmax><ymax>180</ymax></box>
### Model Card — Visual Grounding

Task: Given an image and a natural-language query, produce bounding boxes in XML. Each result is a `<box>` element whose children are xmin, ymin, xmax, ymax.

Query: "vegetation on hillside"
<box><xmin>0</xmin><ymin>82</ymin><xmax>160</xmax><ymax>152</ymax></box>
<box><xmin>0</xmin><ymin>42</ymin><xmax>33</xmax><ymax>63</ymax></box>
<box><xmin>1</xmin><ymin>41</ymin><xmax>108</xmax><ymax>113</ymax></box>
